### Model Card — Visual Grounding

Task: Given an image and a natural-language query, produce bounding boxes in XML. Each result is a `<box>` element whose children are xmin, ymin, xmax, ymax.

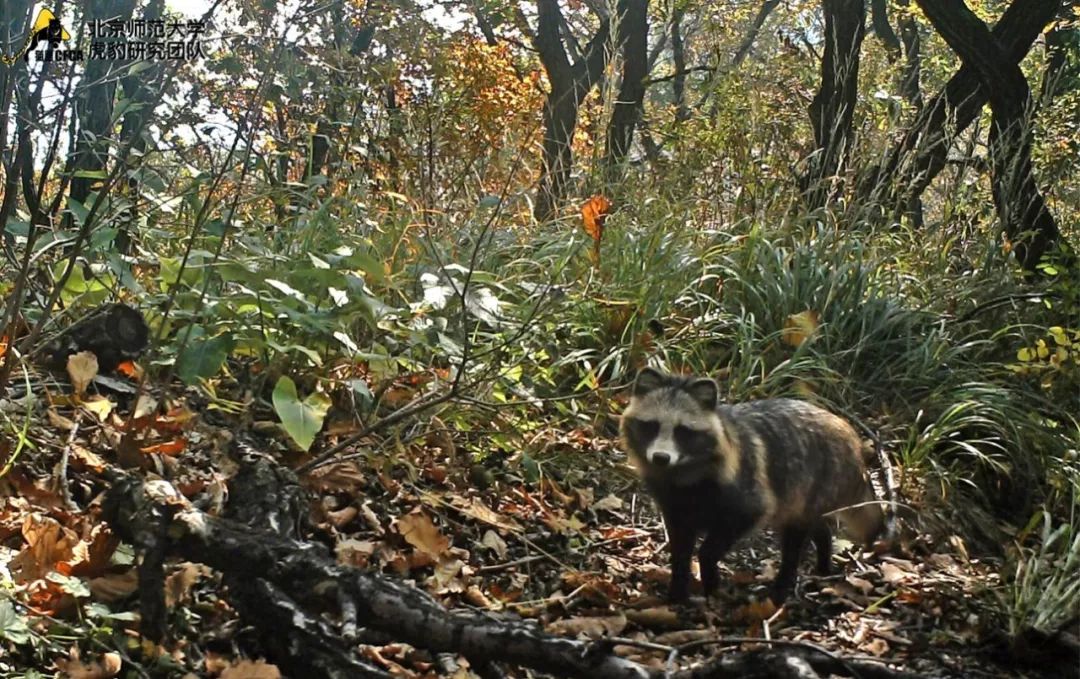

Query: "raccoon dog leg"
<box><xmin>699</xmin><ymin>517</ymin><xmax>756</xmax><ymax>596</ymax></box>
<box><xmin>665</xmin><ymin>517</ymin><xmax>697</xmax><ymax>603</ymax></box>
<box><xmin>772</xmin><ymin>524</ymin><xmax>810</xmax><ymax>603</ymax></box>
<box><xmin>811</xmin><ymin>521</ymin><xmax>833</xmax><ymax>575</ymax></box>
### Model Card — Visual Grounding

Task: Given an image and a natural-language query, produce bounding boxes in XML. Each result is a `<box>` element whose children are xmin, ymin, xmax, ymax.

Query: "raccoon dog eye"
<box><xmin>673</xmin><ymin>425</ymin><xmax>713</xmax><ymax>452</ymax></box>
<box><xmin>631</xmin><ymin>419</ymin><xmax>659</xmax><ymax>440</ymax></box>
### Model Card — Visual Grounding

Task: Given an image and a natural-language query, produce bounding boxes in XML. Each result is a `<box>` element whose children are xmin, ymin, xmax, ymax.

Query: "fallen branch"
<box><xmin>99</xmin><ymin>462</ymin><xmax>928</xmax><ymax>679</ymax></box>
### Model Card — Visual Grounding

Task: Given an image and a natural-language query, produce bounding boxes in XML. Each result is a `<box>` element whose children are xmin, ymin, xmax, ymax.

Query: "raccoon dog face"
<box><xmin>620</xmin><ymin>367</ymin><xmax>724</xmax><ymax>472</ymax></box>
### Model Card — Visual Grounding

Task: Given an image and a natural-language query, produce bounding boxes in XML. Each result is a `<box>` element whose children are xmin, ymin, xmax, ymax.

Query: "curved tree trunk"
<box><xmin>912</xmin><ymin>0</ymin><xmax>1064</xmax><ymax>271</ymax></box>
<box><xmin>860</xmin><ymin>0</ymin><xmax>1057</xmax><ymax>230</ymax></box>
<box><xmin>803</xmin><ymin>0</ymin><xmax>866</xmax><ymax>211</ymax></box>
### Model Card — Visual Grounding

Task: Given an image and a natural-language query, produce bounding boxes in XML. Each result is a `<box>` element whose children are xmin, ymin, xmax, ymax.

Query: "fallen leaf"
<box><xmin>220</xmin><ymin>660</ymin><xmax>281</xmax><ymax>679</ymax></box>
<box><xmin>69</xmin><ymin>444</ymin><xmax>107</xmax><ymax>473</ymax></box>
<box><xmin>880</xmin><ymin>562</ymin><xmax>911</xmax><ymax>584</ymax></box>
<box><xmin>396</xmin><ymin>510</ymin><xmax>450</xmax><ymax>558</ymax></box>
<box><xmin>480</xmin><ymin>530</ymin><xmax>507</xmax><ymax>560</ymax></box>
<box><xmin>592</xmin><ymin>494</ymin><xmax>623</xmax><ymax>512</ymax></box>
<box><xmin>326</xmin><ymin>505</ymin><xmax>358</xmax><ymax>528</ymax></box>
<box><xmin>81</xmin><ymin>395</ymin><xmax>114</xmax><ymax>422</ymax></box>
<box><xmin>625</xmin><ymin>607</ymin><xmax>681</xmax><ymax>630</ymax></box>
<box><xmin>47</xmin><ymin>408</ymin><xmax>77</xmax><ymax>431</ymax></box>
<box><xmin>55</xmin><ymin>651</ymin><xmax>122</xmax><ymax>679</ymax></box>
<box><xmin>89</xmin><ymin>570</ymin><xmax>139</xmax><ymax>602</ymax></box>
<box><xmin>10</xmin><ymin>515</ymin><xmax>78</xmax><ymax>582</ymax></box>
<box><xmin>307</xmin><ymin>461</ymin><xmax>367</xmax><ymax>494</ymax></box>
<box><xmin>431</xmin><ymin>555</ymin><xmax>466</xmax><ymax>593</ymax></box>
<box><xmin>67</xmin><ymin>351</ymin><xmax>99</xmax><ymax>395</ymax></box>
<box><xmin>165</xmin><ymin>563</ymin><xmax>208</xmax><ymax>608</ymax></box>
<box><xmin>133</xmin><ymin>394</ymin><xmax>158</xmax><ymax>420</ymax></box>
<box><xmin>546</xmin><ymin>613</ymin><xmax>626</xmax><ymax>639</ymax></box>
<box><xmin>140</xmin><ymin>438</ymin><xmax>186</xmax><ymax>456</ymax></box>
<box><xmin>450</xmin><ymin>496</ymin><xmax>522</xmax><ymax>533</ymax></box>
<box><xmin>336</xmin><ymin>539</ymin><xmax>378</xmax><ymax>568</ymax></box>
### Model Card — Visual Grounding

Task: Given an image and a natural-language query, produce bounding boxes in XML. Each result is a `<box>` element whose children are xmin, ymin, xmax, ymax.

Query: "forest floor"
<box><xmin>1</xmin><ymin>378</ymin><xmax>1078</xmax><ymax>679</ymax></box>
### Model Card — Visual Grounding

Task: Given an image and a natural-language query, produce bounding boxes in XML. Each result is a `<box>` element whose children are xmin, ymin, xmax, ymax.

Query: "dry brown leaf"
<box><xmin>624</xmin><ymin>606</ymin><xmax>681</xmax><ymax>630</ymax></box>
<box><xmin>480</xmin><ymin>529</ymin><xmax>507</xmax><ymax>560</ymax></box>
<box><xmin>219</xmin><ymin>660</ymin><xmax>281</xmax><ymax>679</ymax></box>
<box><xmin>306</xmin><ymin>461</ymin><xmax>367</xmax><ymax>493</ymax></box>
<box><xmin>431</xmin><ymin>555</ymin><xmax>466</xmax><ymax>593</ymax></box>
<box><xmin>47</xmin><ymin>408</ymin><xmax>77</xmax><ymax>431</ymax></box>
<box><xmin>463</xmin><ymin>585</ymin><xmax>493</xmax><ymax>608</ymax></box>
<box><xmin>451</xmin><ymin>496</ymin><xmax>522</xmax><ymax>533</ymax></box>
<box><xmin>654</xmin><ymin>629</ymin><xmax>717</xmax><ymax>645</ymax></box>
<box><xmin>396</xmin><ymin>510</ymin><xmax>450</xmax><ymax>558</ymax></box>
<box><xmin>10</xmin><ymin>515</ymin><xmax>78</xmax><ymax>581</ymax></box>
<box><xmin>863</xmin><ymin>637</ymin><xmax>890</xmax><ymax>657</ymax></box>
<box><xmin>133</xmin><ymin>394</ymin><xmax>158</xmax><ymax>420</ymax></box>
<box><xmin>67</xmin><ymin>351</ymin><xmax>99</xmax><ymax>395</ymax></box>
<box><xmin>592</xmin><ymin>494</ymin><xmax>624</xmax><ymax>512</ymax></box>
<box><xmin>326</xmin><ymin>505</ymin><xmax>358</xmax><ymax>528</ymax></box>
<box><xmin>846</xmin><ymin>575</ymin><xmax>874</xmax><ymax>595</ymax></box>
<box><xmin>880</xmin><ymin>562</ymin><xmax>911</xmax><ymax>584</ymax></box>
<box><xmin>546</xmin><ymin>613</ymin><xmax>626</xmax><ymax>639</ymax></box>
<box><xmin>89</xmin><ymin>570</ymin><xmax>139</xmax><ymax>602</ymax></box>
<box><xmin>55</xmin><ymin>651</ymin><xmax>122</xmax><ymax>679</ymax></box>
<box><xmin>69</xmin><ymin>444</ymin><xmax>107</xmax><ymax>473</ymax></box>
<box><xmin>336</xmin><ymin>539</ymin><xmax>378</xmax><ymax>567</ymax></box>
<box><xmin>166</xmin><ymin>563</ymin><xmax>208</xmax><ymax>608</ymax></box>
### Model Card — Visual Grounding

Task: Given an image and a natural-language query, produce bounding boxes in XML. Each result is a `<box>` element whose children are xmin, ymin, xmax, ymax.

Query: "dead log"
<box><xmin>100</xmin><ymin>460</ymin><xmax>928</xmax><ymax>679</ymax></box>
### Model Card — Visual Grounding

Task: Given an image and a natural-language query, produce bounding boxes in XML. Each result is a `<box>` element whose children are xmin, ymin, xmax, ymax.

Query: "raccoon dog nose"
<box><xmin>651</xmin><ymin>452</ymin><xmax>671</xmax><ymax>466</ymax></box>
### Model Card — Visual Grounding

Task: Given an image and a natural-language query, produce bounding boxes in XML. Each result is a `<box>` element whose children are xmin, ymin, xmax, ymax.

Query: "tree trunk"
<box><xmin>115</xmin><ymin>0</ymin><xmax>164</xmax><ymax>254</ymax></box>
<box><xmin>897</xmin><ymin>0</ymin><xmax>922</xmax><ymax>108</ymax></box>
<box><xmin>604</xmin><ymin>0</ymin><xmax>648</xmax><ymax>174</ymax></box>
<box><xmin>870</xmin><ymin>0</ymin><xmax>901</xmax><ymax>57</ymax></box>
<box><xmin>68</xmin><ymin>0</ymin><xmax>138</xmax><ymax>217</ymax></box>
<box><xmin>861</xmin><ymin>0</ymin><xmax>1057</xmax><ymax>227</ymax></box>
<box><xmin>732</xmin><ymin>0</ymin><xmax>781</xmax><ymax>67</ymax></box>
<box><xmin>533</xmin><ymin>0</ymin><xmax>612</xmax><ymax>222</ymax></box>
<box><xmin>670</xmin><ymin>5</ymin><xmax>687</xmax><ymax>122</ymax></box>
<box><xmin>803</xmin><ymin>0</ymin><xmax>866</xmax><ymax>211</ymax></box>
<box><xmin>913</xmin><ymin>0</ymin><xmax>1063</xmax><ymax>271</ymax></box>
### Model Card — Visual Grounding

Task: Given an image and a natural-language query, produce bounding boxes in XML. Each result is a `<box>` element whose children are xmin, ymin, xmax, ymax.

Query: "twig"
<box><xmin>478</xmin><ymin>554</ymin><xmax>549</xmax><ymax>573</ymax></box>
<box><xmin>955</xmin><ymin>291</ymin><xmax>1062</xmax><ymax>323</ymax></box>
<box><xmin>57</xmin><ymin>415</ymin><xmax>81</xmax><ymax>511</ymax></box>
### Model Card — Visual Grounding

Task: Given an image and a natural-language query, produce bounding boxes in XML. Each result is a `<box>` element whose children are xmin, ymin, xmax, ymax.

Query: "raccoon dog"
<box><xmin>620</xmin><ymin>368</ymin><xmax>884</xmax><ymax>603</ymax></box>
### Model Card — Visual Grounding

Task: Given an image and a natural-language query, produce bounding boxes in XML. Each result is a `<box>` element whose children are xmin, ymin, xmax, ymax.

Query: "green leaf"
<box><xmin>72</xmin><ymin>169</ymin><xmax>109</xmax><ymax>180</ymax></box>
<box><xmin>176</xmin><ymin>332</ymin><xmax>235</xmax><ymax>385</ymax></box>
<box><xmin>0</xmin><ymin>598</ymin><xmax>31</xmax><ymax>645</ymax></box>
<box><xmin>67</xmin><ymin>198</ymin><xmax>90</xmax><ymax>227</ymax></box>
<box><xmin>46</xmin><ymin>572</ymin><xmax>91</xmax><ymax>598</ymax></box>
<box><xmin>272</xmin><ymin>376</ymin><xmax>331</xmax><ymax>452</ymax></box>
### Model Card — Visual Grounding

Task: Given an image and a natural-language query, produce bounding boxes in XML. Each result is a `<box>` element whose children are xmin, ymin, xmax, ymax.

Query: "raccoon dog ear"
<box><xmin>632</xmin><ymin>367</ymin><xmax>666</xmax><ymax>396</ymax></box>
<box><xmin>686</xmin><ymin>378</ymin><xmax>719</xmax><ymax>411</ymax></box>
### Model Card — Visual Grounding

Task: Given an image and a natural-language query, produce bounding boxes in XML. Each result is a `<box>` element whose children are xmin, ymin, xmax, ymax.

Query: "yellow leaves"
<box><xmin>782</xmin><ymin>310</ymin><xmax>820</xmax><ymax>347</ymax></box>
<box><xmin>1013</xmin><ymin>326</ymin><xmax>1078</xmax><ymax>384</ymax></box>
